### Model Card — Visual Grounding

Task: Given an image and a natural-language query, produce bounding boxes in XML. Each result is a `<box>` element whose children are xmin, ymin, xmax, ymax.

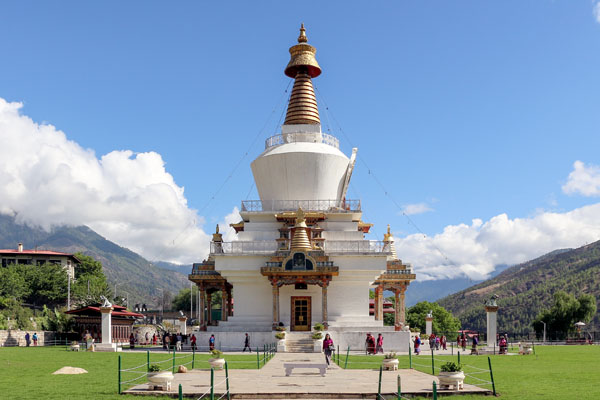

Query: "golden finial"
<box><xmin>387</xmin><ymin>224</ymin><xmax>391</xmax><ymax>235</ymax></box>
<box><xmin>383</xmin><ymin>224</ymin><xmax>394</xmax><ymax>242</ymax></box>
<box><xmin>298</xmin><ymin>23</ymin><xmax>308</xmax><ymax>43</ymax></box>
<box><xmin>284</xmin><ymin>24</ymin><xmax>322</xmax><ymax>125</ymax></box>
<box><xmin>216</xmin><ymin>224</ymin><xmax>219</xmax><ymax>234</ymax></box>
<box><xmin>296</xmin><ymin>208</ymin><xmax>306</xmax><ymax>225</ymax></box>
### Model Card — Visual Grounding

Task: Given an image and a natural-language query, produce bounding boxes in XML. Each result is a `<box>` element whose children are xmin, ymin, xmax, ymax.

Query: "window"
<box><xmin>284</xmin><ymin>252</ymin><xmax>314</xmax><ymax>271</ymax></box>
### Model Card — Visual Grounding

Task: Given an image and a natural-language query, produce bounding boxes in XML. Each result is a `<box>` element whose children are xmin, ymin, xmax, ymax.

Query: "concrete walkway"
<box><xmin>125</xmin><ymin>352</ymin><xmax>491</xmax><ymax>398</ymax></box>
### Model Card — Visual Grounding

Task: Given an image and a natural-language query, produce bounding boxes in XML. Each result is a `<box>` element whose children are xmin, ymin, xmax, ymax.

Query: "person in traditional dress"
<box><xmin>365</xmin><ymin>333</ymin><xmax>376</xmax><ymax>354</ymax></box>
<box><xmin>414</xmin><ymin>335</ymin><xmax>421</xmax><ymax>355</ymax></box>
<box><xmin>376</xmin><ymin>334</ymin><xmax>384</xmax><ymax>354</ymax></box>
<box><xmin>323</xmin><ymin>333</ymin><xmax>334</xmax><ymax>367</ymax></box>
<box><xmin>209</xmin><ymin>334</ymin><xmax>215</xmax><ymax>351</ymax></box>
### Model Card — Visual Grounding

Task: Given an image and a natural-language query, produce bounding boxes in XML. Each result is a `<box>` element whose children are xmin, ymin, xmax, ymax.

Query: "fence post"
<box><xmin>458</xmin><ymin>350</ymin><xmax>460</xmax><ymax>365</ymax></box>
<box><xmin>397</xmin><ymin>374</ymin><xmax>401</xmax><ymax>400</ymax></box>
<box><xmin>488</xmin><ymin>356</ymin><xmax>497</xmax><ymax>396</ymax></box>
<box><xmin>192</xmin><ymin>347</ymin><xmax>195</xmax><ymax>369</ymax></box>
<box><xmin>178</xmin><ymin>383</ymin><xmax>183</xmax><ymax>400</ymax></box>
<box><xmin>256</xmin><ymin>347</ymin><xmax>260</xmax><ymax>368</ymax></box>
<box><xmin>377</xmin><ymin>366</ymin><xmax>383</xmax><ymax>398</ymax></box>
<box><xmin>409</xmin><ymin>344</ymin><xmax>412</xmax><ymax>369</ymax></box>
<box><xmin>147</xmin><ymin>350</ymin><xmax>150</xmax><ymax>372</ymax></box>
<box><xmin>118</xmin><ymin>354</ymin><xmax>122</xmax><ymax>394</ymax></box>
<box><xmin>172</xmin><ymin>349</ymin><xmax>176</xmax><ymax>373</ymax></box>
<box><xmin>494</xmin><ymin>342</ymin><xmax>496</xmax><ymax>355</ymax></box>
<box><xmin>337</xmin><ymin>344</ymin><xmax>340</xmax><ymax>365</ymax></box>
<box><xmin>210</xmin><ymin>367</ymin><xmax>214</xmax><ymax>400</ymax></box>
<box><xmin>225</xmin><ymin>361</ymin><xmax>231</xmax><ymax>400</ymax></box>
<box><xmin>344</xmin><ymin>346</ymin><xmax>350</xmax><ymax>369</ymax></box>
<box><xmin>431</xmin><ymin>347</ymin><xmax>435</xmax><ymax>375</ymax></box>
<box><xmin>433</xmin><ymin>381</ymin><xmax>437</xmax><ymax>400</ymax></box>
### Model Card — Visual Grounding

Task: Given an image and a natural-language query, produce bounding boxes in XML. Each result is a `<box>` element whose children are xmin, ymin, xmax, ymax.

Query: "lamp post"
<box><xmin>541</xmin><ymin>321</ymin><xmax>546</xmax><ymax>343</ymax></box>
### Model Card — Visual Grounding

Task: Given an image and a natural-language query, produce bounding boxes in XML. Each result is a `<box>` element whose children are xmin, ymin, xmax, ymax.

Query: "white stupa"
<box><xmin>189</xmin><ymin>25</ymin><xmax>415</xmax><ymax>351</ymax></box>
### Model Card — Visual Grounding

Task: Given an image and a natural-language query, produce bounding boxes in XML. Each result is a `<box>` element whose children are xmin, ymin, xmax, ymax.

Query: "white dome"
<box><xmin>251</xmin><ymin>140</ymin><xmax>350</xmax><ymax>203</ymax></box>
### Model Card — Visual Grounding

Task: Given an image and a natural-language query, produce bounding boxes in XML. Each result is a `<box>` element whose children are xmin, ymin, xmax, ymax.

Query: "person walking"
<box><xmin>209</xmin><ymin>334</ymin><xmax>215</xmax><ymax>351</ymax></box>
<box><xmin>32</xmin><ymin>332</ymin><xmax>38</xmax><ymax>346</ymax></box>
<box><xmin>152</xmin><ymin>333</ymin><xmax>157</xmax><ymax>346</ymax></box>
<box><xmin>25</xmin><ymin>332</ymin><xmax>31</xmax><ymax>347</ymax></box>
<box><xmin>323</xmin><ymin>333</ymin><xmax>334</xmax><ymax>367</ymax></box>
<box><xmin>191</xmin><ymin>334</ymin><xmax>197</xmax><ymax>351</ymax></box>
<box><xmin>441</xmin><ymin>335</ymin><xmax>447</xmax><ymax>350</ymax></box>
<box><xmin>164</xmin><ymin>334</ymin><xmax>171</xmax><ymax>353</ymax></box>
<box><xmin>176</xmin><ymin>333</ymin><xmax>182</xmax><ymax>351</ymax></box>
<box><xmin>413</xmin><ymin>335</ymin><xmax>421</xmax><ymax>355</ymax></box>
<box><xmin>461</xmin><ymin>333</ymin><xmax>467</xmax><ymax>351</ymax></box>
<box><xmin>365</xmin><ymin>333</ymin><xmax>376</xmax><ymax>354</ymax></box>
<box><xmin>129</xmin><ymin>333</ymin><xmax>135</xmax><ymax>349</ymax></box>
<box><xmin>243</xmin><ymin>333</ymin><xmax>251</xmax><ymax>352</ymax></box>
<box><xmin>376</xmin><ymin>334</ymin><xmax>384</xmax><ymax>354</ymax></box>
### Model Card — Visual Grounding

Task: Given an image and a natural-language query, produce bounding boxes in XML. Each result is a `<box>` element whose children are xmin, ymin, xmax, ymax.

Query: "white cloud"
<box><xmin>395</xmin><ymin>204</ymin><xmax>600</xmax><ymax>281</ymax></box>
<box><xmin>562</xmin><ymin>160</ymin><xmax>600</xmax><ymax>196</ymax></box>
<box><xmin>0</xmin><ymin>97</ymin><xmax>232</xmax><ymax>264</ymax></box>
<box><xmin>594</xmin><ymin>1</ymin><xmax>600</xmax><ymax>23</ymax></box>
<box><xmin>402</xmin><ymin>203</ymin><xmax>434</xmax><ymax>215</ymax></box>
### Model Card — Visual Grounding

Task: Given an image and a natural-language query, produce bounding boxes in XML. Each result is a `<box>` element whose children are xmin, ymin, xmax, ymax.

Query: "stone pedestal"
<box><xmin>96</xmin><ymin>306</ymin><xmax>117</xmax><ymax>352</ymax></box>
<box><xmin>178</xmin><ymin>317</ymin><xmax>187</xmax><ymax>335</ymax></box>
<box><xmin>485</xmin><ymin>305</ymin><xmax>498</xmax><ymax>349</ymax></box>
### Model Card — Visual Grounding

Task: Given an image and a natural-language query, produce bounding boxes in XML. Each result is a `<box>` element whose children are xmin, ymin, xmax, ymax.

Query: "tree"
<box><xmin>172</xmin><ymin>287</ymin><xmax>221</xmax><ymax>313</ymax></box>
<box><xmin>406</xmin><ymin>301</ymin><xmax>461</xmax><ymax>334</ymax></box>
<box><xmin>71</xmin><ymin>254</ymin><xmax>111</xmax><ymax>306</ymax></box>
<box><xmin>22</xmin><ymin>263</ymin><xmax>68</xmax><ymax>307</ymax></box>
<box><xmin>533</xmin><ymin>291</ymin><xmax>596</xmax><ymax>338</ymax></box>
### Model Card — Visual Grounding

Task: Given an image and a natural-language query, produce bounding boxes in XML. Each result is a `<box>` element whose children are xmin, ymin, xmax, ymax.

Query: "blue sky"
<box><xmin>1</xmin><ymin>1</ymin><xmax>600</xmax><ymax>279</ymax></box>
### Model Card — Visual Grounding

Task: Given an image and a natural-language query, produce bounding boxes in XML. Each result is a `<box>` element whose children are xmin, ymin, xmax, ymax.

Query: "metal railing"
<box><xmin>210</xmin><ymin>241</ymin><xmax>279</xmax><ymax>255</ymax></box>
<box><xmin>241</xmin><ymin>199</ymin><xmax>361</xmax><ymax>213</ymax></box>
<box><xmin>211</xmin><ymin>240</ymin><xmax>389</xmax><ymax>255</ymax></box>
<box><xmin>265</xmin><ymin>132</ymin><xmax>340</xmax><ymax>149</ymax></box>
<box><xmin>323</xmin><ymin>240</ymin><xmax>390</xmax><ymax>255</ymax></box>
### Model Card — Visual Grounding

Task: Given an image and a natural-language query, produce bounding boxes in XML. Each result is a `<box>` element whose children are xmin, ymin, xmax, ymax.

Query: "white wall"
<box><xmin>279</xmin><ymin>284</ymin><xmax>323</xmax><ymax>326</ymax></box>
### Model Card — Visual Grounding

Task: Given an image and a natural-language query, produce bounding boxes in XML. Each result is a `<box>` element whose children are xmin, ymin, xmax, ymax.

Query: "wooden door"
<box><xmin>291</xmin><ymin>296</ymin><xmax>311</xmax><ymax>331</ymax></box>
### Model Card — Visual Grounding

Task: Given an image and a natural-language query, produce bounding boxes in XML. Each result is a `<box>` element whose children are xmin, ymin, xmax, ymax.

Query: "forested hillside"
<box><xmin>0</xmin><ymin>214</ymin><xmax>189</xmax><ymax>307</ymax></box>
<box><xmin>438</xmin><ymin>242</ymin><xmax>600</xmax><ymax>333</ymax></box>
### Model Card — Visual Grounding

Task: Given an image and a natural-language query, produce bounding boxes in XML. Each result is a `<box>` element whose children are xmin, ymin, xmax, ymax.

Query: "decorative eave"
<box><xmin>230</xmin><ymin>221</ymin><xmax>244</xmax><ymax>233</ymax></box>
<box><xmin>275</xmin><ymin>211</ymin><xmax>325</xmax><ymax>223</ymax></box>
<box><xmin>358</xmin><ymin>221</ymin><xmax>373</xmax><ymax>233</ymax></box>
<box><xmin>260</xmin><ymin>265</ymin><xmax>339</xmax><ymax>277</ymax></box>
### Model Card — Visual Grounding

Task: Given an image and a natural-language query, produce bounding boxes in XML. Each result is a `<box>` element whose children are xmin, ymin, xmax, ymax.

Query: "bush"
<box><xmin>148</xmin><ymin>364</ymin><xmax>161</xmax><ymax>372</ymax></box>
<box><xmin>275</xmin><ymin>332</ymin><xmax>285</xmax><ymax>340</ymax></box>
<box><xmin>313</xmin><ymin>322</ymin><xmax>325</xmax><ymax>331</ymax></box>
<box><xmin>440</xmin><ymin>362</ymin><xmax>462</xmax><ymax>372</ymax></box>
<box><xmin>210</xmin><ymin>349</ymin><xmax>223</xmax><ymax>358</ymax></box>
<box><xmin>312</xmin><ymin>332</ymin><xmax>323</xmax><ymax>340</ymax></box>
<box><xmin>384</xmin><ymin>352</ymin><xmax>397</xmax><ymax>359</ymax></box>
<box><xmin>275</xmin><ymin>326</ymin><xmax>286</xmax><ymax>331</ymax></box>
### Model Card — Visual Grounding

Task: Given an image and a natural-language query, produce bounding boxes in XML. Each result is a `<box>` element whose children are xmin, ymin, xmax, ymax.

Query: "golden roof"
<box><xmin>284</xmin><ymin>24</ymin><xmax>321</xmax><ymax>125</ymax></box>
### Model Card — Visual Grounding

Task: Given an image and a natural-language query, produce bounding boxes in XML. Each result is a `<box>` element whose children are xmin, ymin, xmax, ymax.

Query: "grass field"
<box><xmin>0</xmin><ymin>347</ymin><xmax>264</xmax><ymax>399</ymax></box>
<box><xmin>337</xmin><ymin>345</ymin><xmax>600</xmax><ymax>399</ymax></box>
<box><xmin>1</xmin><ymin>345</ymin><xmax>599</xmax><ymax>399</ymax></box>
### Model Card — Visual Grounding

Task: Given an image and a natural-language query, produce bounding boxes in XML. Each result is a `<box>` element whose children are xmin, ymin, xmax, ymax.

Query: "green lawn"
<box><xmin>0</xmin><ymin>347</ymin><xmax>265</xmax><ymax>400</ymax></box>
<box><xmin>336</xmin><ymin>345</ymin><xmax>600</xmax><ymax>399</ymax></box>
<box><xmin>1</xmin><ymin>346</ymin><xmax>599</xmax><ymax>399</ymax></box>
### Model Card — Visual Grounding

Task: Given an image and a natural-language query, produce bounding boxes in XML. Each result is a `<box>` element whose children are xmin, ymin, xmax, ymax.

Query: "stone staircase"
<box><xmin>284</xmin><ymin>332</ymin><xmax>314</xmax><ymax>353</ymax></box>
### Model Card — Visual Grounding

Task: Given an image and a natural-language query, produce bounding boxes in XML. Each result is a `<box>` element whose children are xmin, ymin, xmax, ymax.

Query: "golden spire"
<box><xmin>284</xmin><ymin>24</ymin><xmax>321</xmax><ymax>125</ymax></box>
<box><xmin>290</xmin><ymin>208</ymin><xmax>312</xmax><ymax>251</ymax></box>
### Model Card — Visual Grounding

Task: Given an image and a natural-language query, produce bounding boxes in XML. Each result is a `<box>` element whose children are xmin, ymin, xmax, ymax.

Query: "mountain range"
<box><xmin>438</xmin><ymin>242</ymin><xmax>600</xmax><ymax>333</ymax></box>
<box><xmin>0</xmin><ymin>214</ymin><xmax>189</xmax><ymax>308</ymax></box>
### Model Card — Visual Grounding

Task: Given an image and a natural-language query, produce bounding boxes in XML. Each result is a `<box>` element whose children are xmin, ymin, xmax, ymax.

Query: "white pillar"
<box><xmin>178</xmin><ymin>317</ymin><xmax>187</xmax><ymax>335</ymax></box>
<box><xmin>425</xmin><ymin>316</ymin><xmax>433</xmax><ymax>336</ymax></box>
<box><xmin>486</xmin><ymin>306</ymin><xmax>498</xmax><ymax>348</ymax></box>
<box><xmin>100</xmin><ymin>306</ymin><xmax>113</xmax><ymax>344</ymax></box>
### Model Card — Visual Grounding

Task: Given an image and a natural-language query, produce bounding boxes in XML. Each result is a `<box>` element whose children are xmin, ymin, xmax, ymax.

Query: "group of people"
<box><xmin>23</xmin><ymin>332</ymin><xmax>38</xmax><ymax>346</ymax></box>
<box><xmin>365</xmin><ymin>333</ymin><xmax>384</xmax><ymax>354</ymax></box>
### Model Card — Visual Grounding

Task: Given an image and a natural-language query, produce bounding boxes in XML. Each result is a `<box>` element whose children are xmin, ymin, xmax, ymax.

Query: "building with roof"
<box><xmin>189</xmin><ymin>26</ymin><xmax>416</xmax><ymax>351</ymax></box>
<box><xmin>66</xmin><ymin>304</ymin><xmax>143</xmax><ymax>343</ymax></box>
<box><xmin>0</xmin><ymin>242</ymin><xmax>79</xmax><ymax>279</ymax></box>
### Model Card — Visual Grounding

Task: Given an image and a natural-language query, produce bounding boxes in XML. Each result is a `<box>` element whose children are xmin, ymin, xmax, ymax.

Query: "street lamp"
<box><xmin>541</xmin><ymin>321</ymin><xmax>546</xmax><ymax>343</ymax></box>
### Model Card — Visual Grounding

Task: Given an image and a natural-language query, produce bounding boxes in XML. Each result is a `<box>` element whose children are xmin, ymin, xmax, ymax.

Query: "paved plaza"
<box><xmin>125</xmin><ymin>352</ymin><xmax>491</xmax><ymax>398</ymax></box>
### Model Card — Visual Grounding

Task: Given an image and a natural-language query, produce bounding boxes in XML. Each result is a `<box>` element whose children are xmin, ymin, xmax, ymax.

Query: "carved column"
<box><xmin>206</xmin><ymin>292</ymin><xmax>212</xmax><ymax>326</ymax></box>
<box><xmin>375</xmin><ymin>285</ymin><xmax>383</xmax><ymax>321</ymax></box>
<box><xmin>399</xmin><ymin>286</ymin><xmax>406</xmax><ymax>326</ymax></box>
<box><xmin>221</xmin><ymin>286</ymin><xmax>228</xmax><ymax>321</ymax></box>
<box><xmin>394</xmin><ymin>288</ymin><xmax>401</xmax><ymax>331</ymax></box>
<box><xmin>322</xmin><ymin>282</ymin><xmax>329</xmax><ymax>329</ymax></box>
<box><xmin>227</xmin><ymin>288</ymin><xmax>234</xmax><ymax>316</ymax></box>
<box><xmin>272</xmin><ymin>280</ymin><xmax>280</xmax><ymax>329</ymax></box>
<box><xmin>199</xmin><ymin>287</ymin><xmax>206</xmax><ymax>331</ymax></box>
